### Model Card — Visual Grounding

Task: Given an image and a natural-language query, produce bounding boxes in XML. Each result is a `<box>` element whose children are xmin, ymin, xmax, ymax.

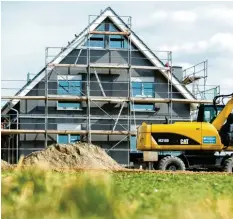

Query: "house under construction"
<box><xmin>1</xmin><ymin>7</ymin><xmax>220</xmax><ymax>166</ymax></box>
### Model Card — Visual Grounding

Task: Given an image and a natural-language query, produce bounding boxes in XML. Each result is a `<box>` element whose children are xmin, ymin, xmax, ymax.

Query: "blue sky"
<box><xmin>1</xmin><ymin>1</ymin><xmax>233</xmax><ymax>98</ymax></box>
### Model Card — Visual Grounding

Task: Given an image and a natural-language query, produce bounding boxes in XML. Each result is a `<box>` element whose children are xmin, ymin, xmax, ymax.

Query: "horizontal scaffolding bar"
<box><xmin>48</xmin><ymin>63</ymin><xmax>169</xmax><ymax>70</ymax></box>
<box><xmin>16</xmin><ymin>114</ymin><xmax>191</xmax><ymax>121</ymax></box>
<box><xmin>1</xmin><ymin>129</ymin><xmax>137</xmax><ymax>135</ymax></box>
<box><xmin>89</xmin><ymin>31</ymin><xmax>130</xmax><ymax>35</ymax></box>
<box><xmin>1</xmin><ymin>95</ymin><xmax>213</xmax><ymax>104</ymax></box>
<box><xmin>131</xmin><ymin>97</ymin><xmax>213</xmax><ymax>104</ymax></box>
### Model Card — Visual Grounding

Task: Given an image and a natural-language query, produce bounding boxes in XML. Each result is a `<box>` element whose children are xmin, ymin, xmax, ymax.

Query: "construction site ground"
<box><xmin>1</xmin><ymin>143</ymin><xmax>233</xmax><ymax>219</ymax></box>
<box><xmin>1</xmin><ymin>142</ymin><xmax>231</xmax><ymax>174</ymax></box>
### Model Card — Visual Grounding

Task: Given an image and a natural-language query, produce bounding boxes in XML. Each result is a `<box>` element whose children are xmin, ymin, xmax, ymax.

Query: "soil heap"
<box><xmin>22</xmin><ymin>142</ymin><xmax>123</xmax><ymax>170</ymax></box>
<box><xmin>1</xmin><ymin>160</ymin><xmax>13</xmax><ymax>170</ymax></box>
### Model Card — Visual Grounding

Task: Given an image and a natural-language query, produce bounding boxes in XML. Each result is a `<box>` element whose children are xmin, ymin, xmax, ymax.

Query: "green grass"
<box><xmin>2</xmin><ymin>168</ymin><xmax>233</xmax><ymax>219</ymax></box>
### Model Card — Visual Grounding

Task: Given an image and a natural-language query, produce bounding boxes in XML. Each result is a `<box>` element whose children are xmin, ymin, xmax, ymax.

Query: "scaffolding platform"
<box><xmin>182</xmin><ymin>76</ymin><xmax>204</xmax><ymax>85</ymax></box>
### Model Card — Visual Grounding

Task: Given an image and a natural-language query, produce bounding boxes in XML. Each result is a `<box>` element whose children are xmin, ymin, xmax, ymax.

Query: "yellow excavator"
<box><xmin>136</xmin><ymin>93</ymin><xmax>233</xmax><ymax>172</ymax></box>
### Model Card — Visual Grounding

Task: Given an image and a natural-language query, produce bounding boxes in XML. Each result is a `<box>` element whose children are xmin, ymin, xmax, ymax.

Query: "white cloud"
<box><xmin>210</xmin><ymin>33</ymin><xmax>233</xmax><ymax>52</ymax></box>
<box><xmin>204</xmin><ymin>6</ymin><xmax>233</xmax><ymax>26</ymax></box>
<box><xmin>171</xmin><ymin>10</ymin><xmax>197</xmax><ymax>23</ymax></box>
<box><xmin>151</xmin><ymin>11</ymin><xmax>168</xmax><ymax>22</ymax></box>
<box><xmin>159</xmin><ymin>33</ymin><xmax>233</xmax><ymax>54</ymax></box>
<box><xmin>143</xmin><ymin>5</ymin><xmax>233</xmax><ymax>28</ymax></box>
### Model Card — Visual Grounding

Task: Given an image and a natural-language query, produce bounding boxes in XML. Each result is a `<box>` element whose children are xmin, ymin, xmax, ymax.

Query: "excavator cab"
<box><xmin>197</xmin><ymin>93</ymin><xmax>233</xmax><ymax>148</ymax></box>
<box><xmin>197</xmin><ymin>104</ymin><xmax>225</xmax><ymax>123</ymax></box>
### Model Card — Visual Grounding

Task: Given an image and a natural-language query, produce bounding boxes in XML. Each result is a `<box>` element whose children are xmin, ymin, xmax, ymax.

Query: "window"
<box><xmin>131</xmin><ymin>78</ymin><xmax>155</xmax><ymax>111</ymax></box>
<box><xmin>58</xmin><ymin>80</ymin><xmax>81</xmax><ymax>95</ymax></box>
<box><xmin>108</xmin><ymin>23</ymin><xmax>128</xmax><ymax>49</ymax></box>
<box><xmin>204</xmin><ymin>110</ymin><xmax>211</xmax><ymax>122</ymax></box>
<box><xmin>130</xmin><ymin>136</ymin><xmax>137</xmax><ymax>152</ymax></box>
<box><xmin>132</xmin><ymin>82</ymin><xmax>154</xmax><ymax>97</ymax></box>
<box><xmin>109</xmin><ymin>23</ymin><xmax>118</xmax><ymax>32</ymax></box>
<box><xmin>89</xmin><ymin>36</ymin><xmax>104</xmax><ymax>48</ymax></box>
<box><xmin>96</xmin><ymin>23</ymin><xmax>105</xmax><ymax>31</ymax></box>
<box><xmin>85</xmin><ymin>34</ymin><xmax>104</xmax><ymax>48</ymax></box>
<box><xmin>109</xmin><ymin>35</ymin><xmax>128</xmax><ymax>49</ymax></box>
<box><xmin>57</xmin><ymin>134</ymin><xmax>80</xmax><ymax>144</ymax></box>
<box><xmin>57</xmin><ymin>101</ymin><xmax>81</xmax><ymax>109</ymax></box>
<box><xmin>58</xmin><ymin>134</ymin><xmax>69</xmax><ymax>144</ymax></box>
<box><xmin>57</xmin><ymin>76</ymin><xmax>82</xmax><ymax>110</ymax></box>
<box><xmin>132</xmin><ymin>104</ymin><xmax>154</xmax><ymax>111</ymax></box>
<box><xmin>132</xmin><ymin>82</ymin><xmax>142</xmax><ymax>97</ymax></box>
<box><xmin>70</xmin><ymin>134</ymin><xmax>80</xmax><ymax>143</ymax></box>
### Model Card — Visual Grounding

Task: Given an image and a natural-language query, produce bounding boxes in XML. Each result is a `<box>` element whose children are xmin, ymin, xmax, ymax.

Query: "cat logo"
<box><xmin>180</xmin><ymin>139</ymin><xmax>189</xmax><ymax>144</ymax></box>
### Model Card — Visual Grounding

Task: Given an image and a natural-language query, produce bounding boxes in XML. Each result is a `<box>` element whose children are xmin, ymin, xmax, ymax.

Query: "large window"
<box><xmin>131</xmin><ymin>77</ymin><xmax>155</xmax><ymax>111</ymax></box>
<box><xmin>57</xmin><ymin>75</ymin><xmax>82</xmax><ymax>110</ymax></box>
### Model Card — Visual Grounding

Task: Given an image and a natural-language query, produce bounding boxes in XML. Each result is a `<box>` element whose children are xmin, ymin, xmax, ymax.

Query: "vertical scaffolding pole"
<box><xmin>127</xmin><ymin>16</ymin><xmax>132</xmax><ymax>166</ymax></box>
<box><xmin>167</xmin><ymin>52</ymin><xmax>170</xmax><ymax>123</ymax></box>
<box><xmin>87</xmin><ymin>15</ymin><xmax>91</xmax><ymax>143</ymax></box>
<box><xmin>45</xmin><ymin>47</ymin><xmax>48</xmax><ymax>147</ymax></box>
<box><xmin>204</xmin><ymin>59</ymin><xmax>208</xmax><ymax>99</ymax></box>
<box><xmin>169</xmin><ymin>51</ymin><xmax>173</xmax><ymax>123</ymax></box>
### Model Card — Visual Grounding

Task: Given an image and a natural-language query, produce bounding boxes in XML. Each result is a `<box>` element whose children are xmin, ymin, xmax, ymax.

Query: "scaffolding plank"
<box><xmin>132</xmin><ymin>65</ymin><xmax>169</xmax><ymax>70</ymax></box>
<box><xmin>182</xmin><ymin>76</ymin><xmax>203</xmax><ymax>85</ymax></box>
<box><xmin>1</xmin><ymin>95</ymin><xmax>213</xmax><ymax>104</ymax></box>
<box><xmin>91</xmin><ymin>96</ymin><xmax>128</xmax><ymax>102</ymax></box>
<box><xmin>48</xmin><ymin>64</ymin><xmax>88</xmax><ymax>68</ymax></box>
<box><xmin>89</xmin><ymin>31</ymin><xmax>130</xmax><ymax>36</ymax></box>
<box><xmin>1</xmin><ymin>129</ymin><xmax>136</xmax><ymax>135</ymax></box>
<box><xmin>131</xmin><ymin>97</ymin><xmax>213</xmax><ymax>104</ymax></box>
<box><xmin>1</xmin><ymin>96</ymin><xmax>47</xmax><ymax>100</ymax></box>
<box><xmin>47</xmin><ymin>63</ymin><xmax>169</xmax><ymax>70</ymax></box>
<box><xmin>1</xmin><ymin>95</ymin><xmax>88</xmax><ymax>101</ymax></box>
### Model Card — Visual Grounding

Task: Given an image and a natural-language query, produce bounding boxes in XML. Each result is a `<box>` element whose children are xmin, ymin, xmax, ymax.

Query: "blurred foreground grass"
<box><xmin>2</xmin><ymin>167</ymin><xmax>233</xmax><ymax>219</ymax></box>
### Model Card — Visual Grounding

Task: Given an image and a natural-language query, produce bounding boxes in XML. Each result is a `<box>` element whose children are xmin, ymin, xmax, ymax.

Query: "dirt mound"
<box><xmin>22</xmin><ymin>142</ymin><xmax>123</xmax><ymax>170</ymax></box>
<box><xmin>1</xmin><ymin>160</ymin><xmax>13</xmax><ymax>170</ymax></box>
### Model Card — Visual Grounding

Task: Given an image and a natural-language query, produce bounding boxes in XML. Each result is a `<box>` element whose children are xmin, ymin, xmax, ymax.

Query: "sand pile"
<box><xmin>22</xmin><ymin>142</ymin><xmax>123</xmax><ymax>170</ymax></box>
<box><xmin>1</xmin><ymin>160</ymin><xmax>13</xmax><ymax>170</ymax></box>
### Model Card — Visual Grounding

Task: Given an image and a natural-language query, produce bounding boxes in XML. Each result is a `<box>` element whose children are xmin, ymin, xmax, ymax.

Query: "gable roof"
<box><xmin>2</xmin><ymin>7</ymin><xmax>196</xmax><ymax>114</ymax></box>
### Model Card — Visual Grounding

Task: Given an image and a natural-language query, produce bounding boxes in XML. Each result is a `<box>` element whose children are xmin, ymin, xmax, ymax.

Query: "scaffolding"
<box><xmin>1</xmin><ymin>13</ymin><xmax>216</xmax><ymax>165</ymax></box>
<box><xmin>182</xmin><ymin>60</ymin><xmax>220</xmax><ymax>100</ymax></box>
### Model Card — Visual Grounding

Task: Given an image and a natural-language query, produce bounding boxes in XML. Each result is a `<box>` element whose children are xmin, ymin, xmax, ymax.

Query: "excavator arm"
<box><xmin>212</xmin><ymin>93</ymin><xmax>233</xmax><ymax>131</ymax></box>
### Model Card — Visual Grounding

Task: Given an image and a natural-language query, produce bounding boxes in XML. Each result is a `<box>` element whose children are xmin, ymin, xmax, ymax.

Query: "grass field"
<box><xmin>2</xmin><ymin>167</ymin><xmax>233</xmax><ymax>219</ymax></box>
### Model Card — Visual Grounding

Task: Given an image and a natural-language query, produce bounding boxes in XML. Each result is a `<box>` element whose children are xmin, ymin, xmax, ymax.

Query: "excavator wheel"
<box><xmin>223</xmin><ymin>158</ymin><xmax>233</xmax><ymax>173</ymax></box>
<box><xmin>158</xmin><ymin>156</ymin><xmax>185</xmax><ymax>171</ymax></box>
